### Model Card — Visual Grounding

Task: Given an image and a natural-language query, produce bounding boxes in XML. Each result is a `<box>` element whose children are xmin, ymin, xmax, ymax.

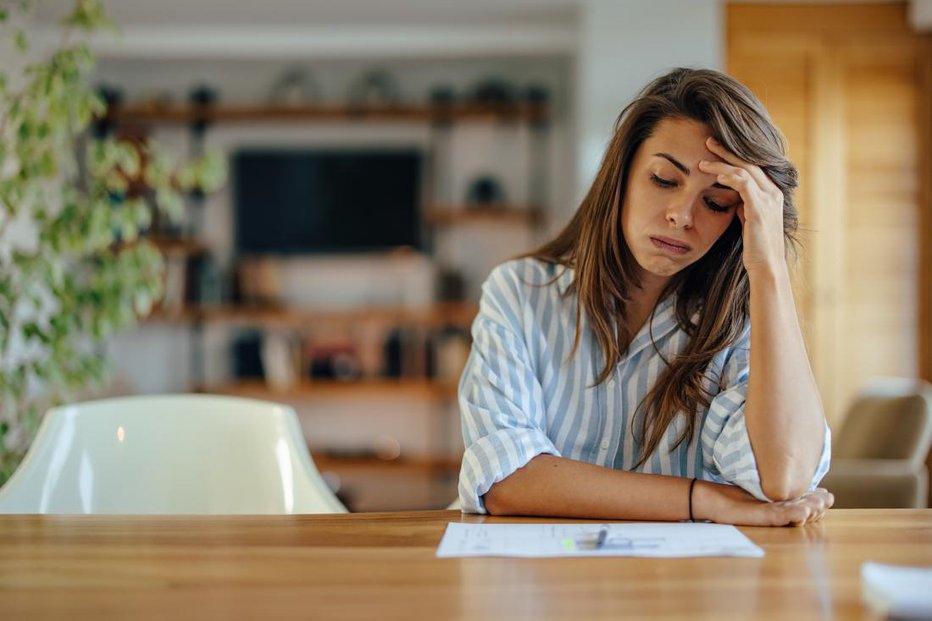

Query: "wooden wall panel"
<box><xmin>727</xmin><ymin>55</ymin><xmax>815</xmax><ymax>341</ymax></box>
<box><xmin>920</xmin><ymin>36</ymin><xmax>932</xmax><ymax>385</ymax></box>
<box><xmin>729</xmin><ymin>3</ymin><xmax>910</xmax><ymax>32</ymax></box>
<box><xmin>843</xmin><ymin>48</ymin><xmax>920</xmax><ymax>389</ymax></box>
<box><xmin>727</xmin><ymin>4</ymin><xmax>922</xmax><ymax>431</ymax></box>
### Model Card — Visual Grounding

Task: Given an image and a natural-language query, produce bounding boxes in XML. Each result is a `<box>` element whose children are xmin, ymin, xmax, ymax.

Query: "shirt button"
<box><xmin>601</xmin><ymin>440</ymin><xmax>610</xmax><ymax>450</ymax></box>
<box><xmin>608</xmin><ymin>379</ymin><xmax>616</xmax><ymax>388</ymax></box>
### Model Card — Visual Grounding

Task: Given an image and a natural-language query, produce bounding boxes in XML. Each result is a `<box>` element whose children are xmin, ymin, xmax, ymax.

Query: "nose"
<box><xmin>665</xmin><ymin>198</ymin><xmax>694</xmax><ymax>229</ymax></box>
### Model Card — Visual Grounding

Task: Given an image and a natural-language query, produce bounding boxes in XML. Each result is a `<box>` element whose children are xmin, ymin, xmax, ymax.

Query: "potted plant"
<box><xmin>0</xmin><ymin>0</ymin><xmax>225</xmax><ymax>483</ymax></box>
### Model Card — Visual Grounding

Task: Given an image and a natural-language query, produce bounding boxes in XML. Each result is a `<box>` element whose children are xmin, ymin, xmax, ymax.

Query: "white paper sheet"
<box><xmin>862</xmin><ymin>562</ymin><xmax>932</xmax><ymax>620</ymax></box>
<box><xmin>436</xmin><ymin>522</ymin><xmax>765</xmax><ymax>558</ymax></box>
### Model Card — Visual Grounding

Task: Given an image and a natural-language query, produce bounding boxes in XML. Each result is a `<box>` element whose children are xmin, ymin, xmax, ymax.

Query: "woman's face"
<box><xmin>621</xmin><ymin>117</ymin><xmax>741</xmax><ymax>288</ymax></box>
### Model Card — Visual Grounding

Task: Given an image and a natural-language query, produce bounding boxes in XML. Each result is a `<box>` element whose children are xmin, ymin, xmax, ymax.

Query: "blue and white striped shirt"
<box><xmin>457</xmin><ymin>258</ymin><xmax>831</xmax><ymax>514</ymax></box>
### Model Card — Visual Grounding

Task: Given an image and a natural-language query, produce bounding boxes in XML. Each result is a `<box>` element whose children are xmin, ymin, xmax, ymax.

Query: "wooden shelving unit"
<box><xmin>115</xmin><ymin>94</ymin><xmax>549</xmax><ymax>511</ymax></box>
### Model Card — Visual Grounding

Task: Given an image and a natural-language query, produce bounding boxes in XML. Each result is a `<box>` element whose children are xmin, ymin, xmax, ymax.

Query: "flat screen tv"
<box><xmin>234</xmin><ymin>149</ymin><xmax>424</xmax><ymax>254</ymax></box>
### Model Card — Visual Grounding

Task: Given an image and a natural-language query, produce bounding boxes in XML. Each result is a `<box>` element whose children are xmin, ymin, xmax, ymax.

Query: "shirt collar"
<box><xmin>555</xmin><ymin>264</ymin><xmax>575</xmax><ymax>296</ymax></box>
<box><xmin>553</xmin><ymin>263</ymin><xmax>682</xmax><ymax>355</ymax></box>
<box><xmin>625</xmin><ymin>292</ymin><xmax>680</xmax><ymax>359</ymax></box>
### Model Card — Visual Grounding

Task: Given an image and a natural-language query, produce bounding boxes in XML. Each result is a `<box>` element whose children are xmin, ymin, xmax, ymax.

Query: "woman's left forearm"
<box><xmin>745</xmin><ymin>265</ymin><xmax>826</xmax><ymax>501</ymax></box>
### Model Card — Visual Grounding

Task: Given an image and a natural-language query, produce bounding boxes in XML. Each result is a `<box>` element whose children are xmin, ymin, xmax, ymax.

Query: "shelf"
<box><xmin>197</xmin><ymin>378</ymin><xmax>458</xmax><ymax>400</ymax></box>
<box><xmin>143</xmin><ymin>306</ymin><xmax>200</xmax><ymax>323</ymax></box>
<box><xmin>113</xmin><ymin>235</ymin><xmax>208</xmax><ymax>257</ymax></box>
<box><xmin>313</xmin><ymin>454</ymin><xmax>461</xmax><ymax>475</ymax></box>
<box><xmin>426</xmin><ymin>205</ymin><xmax>542</xmax><ymax>226</ymax></box>
<box><xmin>141</xmin><ymin>302</ymin><xmax>478</xmax><ymax>328</ymax></box>
<box><xmin>148</xmin><ymin>236</ymin><xmax>209</xmax><ymax>257</ymax></box>
<box><xmin>110</xmin><ymin>102</ymin><xmax>548</xmax><ymax>125</ymax></box>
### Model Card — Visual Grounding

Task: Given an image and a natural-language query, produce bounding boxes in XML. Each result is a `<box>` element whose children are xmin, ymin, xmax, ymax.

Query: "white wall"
<box><xmin>574</xmin><ymin>0</ymin><xmax>723</xmax><ymax>202</ymax></box>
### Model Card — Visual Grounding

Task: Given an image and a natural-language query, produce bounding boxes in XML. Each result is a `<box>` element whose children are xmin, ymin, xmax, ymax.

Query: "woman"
<box><xmin>457</xmin><ymin>68</ymin><xmax>833</xmax><ymax>526</ymax></box>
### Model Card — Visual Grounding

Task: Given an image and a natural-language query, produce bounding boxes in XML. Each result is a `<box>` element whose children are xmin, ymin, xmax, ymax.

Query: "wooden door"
<box><xmin>727</xmin><ymin>4</ymin><xmax>928</xmax><ymax>431</ymax></box>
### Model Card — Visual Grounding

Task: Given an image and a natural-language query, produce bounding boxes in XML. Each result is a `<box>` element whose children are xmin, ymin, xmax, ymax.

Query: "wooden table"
<box><xmin>1</xmin><ymin>509</ymin><xmax>930</xmax><ymax>620</ymax></box>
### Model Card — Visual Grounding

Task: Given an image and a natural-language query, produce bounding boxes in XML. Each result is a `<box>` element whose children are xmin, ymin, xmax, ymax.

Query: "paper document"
<box><xmin>436</xmin><ymin>522</ymin><xmax>764</xmax><ymax>558</ymax></box>
<box><xmin>862</xmin><ymin>562</ymin><xmax>932</xmax><ymax>620</ymax></box>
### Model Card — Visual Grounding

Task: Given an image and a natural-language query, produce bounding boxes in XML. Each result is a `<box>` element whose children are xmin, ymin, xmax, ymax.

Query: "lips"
<box><xmin>650</xmin><ymin>236</ymin><xmax>692</xmax><ymax>255</ymax></box>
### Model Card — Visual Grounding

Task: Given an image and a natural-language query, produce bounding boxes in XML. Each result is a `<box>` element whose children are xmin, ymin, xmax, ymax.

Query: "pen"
<box><xmin>595</xmin><ymin>527</ymin><xmax>608</xmax><ymax>549</ymax></box>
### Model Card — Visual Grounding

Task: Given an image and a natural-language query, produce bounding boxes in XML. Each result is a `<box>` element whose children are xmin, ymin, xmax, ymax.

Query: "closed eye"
<box><xmin>703</xmin><ymin>198</ymin><xmax>731</xmax><ymax>213</ymax></box>
<box><xmin>652</xmin><ymin>173</ymin><xmax>734</xmax><ymax>214</ymax></box>
<box><xmin>649</xmin><ymin>173</ymin><xmax>676</xmax><ymax>188</ymax></box>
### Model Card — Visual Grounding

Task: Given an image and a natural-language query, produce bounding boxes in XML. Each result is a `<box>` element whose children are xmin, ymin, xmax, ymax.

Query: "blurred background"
<box><xmin>4</xmin><ymin>0</ymin><xmax>930</xmax><ymax>511</ymax></box>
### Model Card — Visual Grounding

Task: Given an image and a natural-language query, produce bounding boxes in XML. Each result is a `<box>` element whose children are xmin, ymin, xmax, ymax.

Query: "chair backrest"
<box><xmin>834</xmin><ymin>379</ymin><xmax>932</xmax><ymax>467</ymax></box>
<box><xmin>0</xmin><ymin>394</ymin><xmax>347</xmax><ymax>514</ymax></box>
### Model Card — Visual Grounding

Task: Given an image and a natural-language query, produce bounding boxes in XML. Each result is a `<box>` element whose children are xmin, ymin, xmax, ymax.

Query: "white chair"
<box><xmin>0</xmin><ymin>394</ymin><xmax>347</xmax><ymax>514</ymax></box>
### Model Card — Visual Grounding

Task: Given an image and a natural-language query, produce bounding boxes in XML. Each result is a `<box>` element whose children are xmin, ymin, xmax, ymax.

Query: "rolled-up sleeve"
<box><xmin>457</xmin><ymin>264</ymin><xmax>560</xmax><ymax>514</ymax></box>
<box><xmin>700</xmin><ymin>324</ymin><xmax>832</xmax><ymax>502</ymax></box>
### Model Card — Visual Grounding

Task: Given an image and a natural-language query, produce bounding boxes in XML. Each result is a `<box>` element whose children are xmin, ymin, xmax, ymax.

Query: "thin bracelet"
<box><xmin>688</xmin><ymin>477</ymin><xmax>698</xmax><ymax>522</ymax></box>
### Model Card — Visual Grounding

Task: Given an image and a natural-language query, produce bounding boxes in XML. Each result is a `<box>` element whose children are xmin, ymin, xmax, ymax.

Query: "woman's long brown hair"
<box><xmin>524</xmin><ymin>68</ymin><xmax>799</xmax><ymax>467</ymax></box>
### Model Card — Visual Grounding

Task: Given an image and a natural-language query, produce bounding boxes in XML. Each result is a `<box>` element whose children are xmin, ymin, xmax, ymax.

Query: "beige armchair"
<box><xmin>822</xmin><ymin>379</ymin><xmax>932</xmax><ymax>508</ymax></box>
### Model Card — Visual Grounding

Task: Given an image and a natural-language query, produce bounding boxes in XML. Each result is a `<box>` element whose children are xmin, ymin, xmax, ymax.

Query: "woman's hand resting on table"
<box><xmin>693</xmin><ymin>480</ymin><xmax>834</xmax><ymax>527</ymax></box>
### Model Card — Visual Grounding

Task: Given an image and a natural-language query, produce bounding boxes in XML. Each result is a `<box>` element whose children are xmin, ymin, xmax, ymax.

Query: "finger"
<box><xmin>812</xmin><ymin>496</ymin><xmax>831</xmax><ymax>520</ymax></box>
<box><xmin>784</xmin><ymin>504</ymin><xmax>811</xmax><ymax>527</ymax></box>
<box><xmin>697</xmin><ymin>159</ymin><xmax>750</xmax><ymax>184</ymax></box>
<box><xmin>705</xmin><ymin>137</ymin><xmax>772</xmax><ymax>189</ymax></box>
<box><xmin>713</xmin><ymin>173</ymin><xmax>757</xmax><ymax>207</ymax></box>
<box><xmin>803</xmin><ymin>491</ymin><xmax>832</xmax><ymax>514</ymax></box>
<box><xmin>697</xmin><ymin>161</ymin><xmax>765</xmax><ymax>203</ymax></box>
<box><xmin>809</xmin><ymin>494</ymin><xmax>829</xmax><ymax>514</ymax></box>
<box><xmin>697</xmin><ymin>159</ymin><xmax>738</xmax><ymax>174</ymax></box>
<box><xmin>810</xmin><ymin>489</ymin><xmax>833</xmax><ymax>504</ymax></box>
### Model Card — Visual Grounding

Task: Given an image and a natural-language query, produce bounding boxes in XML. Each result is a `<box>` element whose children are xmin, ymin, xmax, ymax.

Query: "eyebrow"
<box><xmin>653</xmin><ymin>152</ymin><xmax>733</xmax><ymax>191</ymax></box>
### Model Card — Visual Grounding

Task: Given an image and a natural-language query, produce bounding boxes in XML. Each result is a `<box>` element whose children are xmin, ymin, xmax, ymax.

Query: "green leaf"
<box><xmin>194</xmin><ymin>151</ymin><xmax>228</xmax><ymax>192</ymax></box>
<box><xmin>104</xmin><ymin>170</ymin><xmax>128</xmax><ymax>193</ymax></box>
<box><xmin>116</xmin><ymin>142</ymin><xmax>140</xmax><ymax>178</ymax></box>
<box><xmin>175</xmin><ymin>166</ymin><xmax>196</xmax><ymax>190</ymax></box>
<box><xmin>13</xmin><ymin>30</ymin><xmax>27</xmax><ymax>52</ymax></box>
<box><xmin>133</xmin><ymin>290</ymin><xmax>152</xmax><ymax>316</ymax></box>
<box><xmin>155</xmin><ymin>188</ymin><xmax>184</xmax><ymax>221</ymax></box>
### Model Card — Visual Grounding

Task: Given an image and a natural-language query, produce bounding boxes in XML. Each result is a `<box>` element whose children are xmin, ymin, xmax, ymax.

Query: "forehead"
<box><xmin>639</xmin><ymin>117</ymin><xmax>715</xmax><ymax>165</ymax></box>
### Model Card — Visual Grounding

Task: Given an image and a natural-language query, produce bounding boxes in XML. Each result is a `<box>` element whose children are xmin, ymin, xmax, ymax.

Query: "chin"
<box><xmin>645</xmin><ymin>264</ymin><xmax>682</xmax><ymax>278</ymax></box>
<box><xmin>637</xmin><ymin>252</ymin><xmax>688</xmax><ymax>279</ymax></box>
